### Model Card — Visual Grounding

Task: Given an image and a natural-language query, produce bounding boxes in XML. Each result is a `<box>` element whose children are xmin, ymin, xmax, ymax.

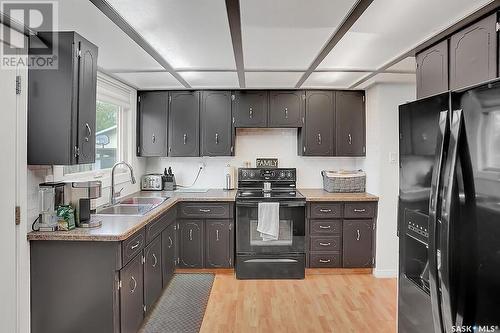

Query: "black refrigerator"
<box><xmin>398</xmin><ymin>80</ymin><xmax>500</xmax><ymax>333</ymax></box>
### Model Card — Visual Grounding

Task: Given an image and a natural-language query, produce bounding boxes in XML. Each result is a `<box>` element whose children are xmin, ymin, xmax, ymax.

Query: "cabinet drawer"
<box><xmin>310</xmin><ymin>203</ymin><xmax>343</xmax><ymax>219</ymax></box>
<box><xmin>310</xmin><ymin>220</ymin><xmax>342</xmax><ymax>235</ymax></box>
<box><xmin>310</xmin><ymin>236</ymin><xmax>341</xmax><ymax>252</ymax></box>
<box><xmin>121</xmin><ymin>229</ymin><xmax>145</xmax><ymax>267</ymax></box>
<box><xmin>145</xmin><ymin>207</ymin><xmax>176</xmax><ymax>244</ymax></box>
<box><xmin>178</xmin><ymin>203</ymin><xmax>232</xmax><ymax>219</ymax></box>
<box><xmin>344</xmin><ymin>202</ymin><xmax>376</xmax><ymax>219</ymax></box>
<box><xmin>309</xmin><ymin>252</ymin><xmax>341</xmax><ymax>268</ymax></box>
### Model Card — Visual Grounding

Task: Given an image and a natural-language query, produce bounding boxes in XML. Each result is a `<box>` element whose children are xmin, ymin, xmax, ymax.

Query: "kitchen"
<box><xmin>1</xmin><ymin>0</ymin><xmax>499</xmax><ymax>332</ymax></box>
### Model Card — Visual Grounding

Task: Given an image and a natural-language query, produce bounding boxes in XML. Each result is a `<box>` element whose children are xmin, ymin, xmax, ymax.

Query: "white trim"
<box><xmin>373</xmin><ymin>269</ymin><xmax>398</xmax><ymax>278</ymax></box>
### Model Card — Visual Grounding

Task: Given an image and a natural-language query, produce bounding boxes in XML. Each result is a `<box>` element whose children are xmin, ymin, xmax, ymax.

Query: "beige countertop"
<box><xmin>27</xmin><ymin>189</ymin><xmax>237</xmax><ymax>242</ymax></box>
<box><xmin>298</xmin><ymin>189</ymin><xmax>379</xmax><ymax>202</ymax></box>
<box><xmin>27</xmin><ymin>188</ymin><xmax>377</xmax><ymax>242</ymax></box>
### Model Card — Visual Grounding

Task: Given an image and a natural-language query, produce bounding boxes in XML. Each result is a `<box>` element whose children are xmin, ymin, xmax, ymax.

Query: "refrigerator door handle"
<box><xmin>428</xmin><ymin>110</ymin><xmax>450</xmax><ymax>333</ymax></box>
<box><xmin>439</xmin><ymin>109</ymin><xmax>464</xmax><ymax>333</ymax></box>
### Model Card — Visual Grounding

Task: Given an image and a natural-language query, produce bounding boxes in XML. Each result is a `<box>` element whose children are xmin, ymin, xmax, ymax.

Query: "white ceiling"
<box><xmin>51</xmin><ymin>0</ymin><xmax>494</xmax><ymax>89</ymax></box>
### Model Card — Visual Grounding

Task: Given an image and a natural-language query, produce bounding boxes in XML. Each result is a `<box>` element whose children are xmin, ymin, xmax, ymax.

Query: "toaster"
<box><xmin>141</xmin><ymin>174</ymin><xmax>163</xmax><ymax>191</ymax></box>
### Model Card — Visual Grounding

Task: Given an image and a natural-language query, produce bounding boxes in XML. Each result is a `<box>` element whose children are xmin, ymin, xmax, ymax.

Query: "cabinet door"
<box><xmin>301</xmin><ymin>90</ymin><xmax>334</xmax><ymax>156</ymax></box>
<box><xmin>450</xmin><ymin>14</ymin><xmax>497</xmax><ymax>90</ymax></box>
<box><xmin>232</xmin><ymin>91</ymin><xmax>268</xmax><ymax>127</ymax></box>
<box><xmin>119</xmin><ymin>254</ymin><xmax>144</xmax><ymax>333</ymax></box>
<box><xmin>342</xmin><ymin>220</ymin><xmax>374</xmax><ymax>268</ymax></box>
<box><xmin>205</xmin><ymin>220</ymin><xmax>233</xmax><ymax>268</ymax></box>
<box><xmin>143</xmin><ymin>236</ymin><xmax>162</xmax><ymax>312</ymax></box>
<box><xmin>416</xmin><ymin>40</ymin><xmax>449</xmax><ymax>99</ymax></box>
<box><xmin>178</xmin><ymin>220</ymin><xmax>203</xmax><ymax>268</ymax></box>
<box><xmin>137</xmin><ymin>91</ymin><xmax>168</xmax><ymax>156</ymax></box>
<box><xmin>168</xmin><ymin>91</ymin><xmax>200</xmax><ymax>157</ymax></box>
<box><xmin>76</xmin><ymin>36</ymin><xmax>98</xmax><ymax>164</ymax></box>
<box><xmin>201</xmin><ymin>91</ymin><xmax>233</xmax><ymax>156</ymax></box>
<box><xmin>335</xmin><ymin>91</ymin><xmax>365</xmax><ymax>156</ymax></box>
<box><xmin>161</xmin><ymin>223</ymin><xmax>177</xmax><ymax>287</ymax></box>
<box><xmin>269</xmin><ymin>90</ymin><xmax>305</xmax><ymax>127</ymax></box>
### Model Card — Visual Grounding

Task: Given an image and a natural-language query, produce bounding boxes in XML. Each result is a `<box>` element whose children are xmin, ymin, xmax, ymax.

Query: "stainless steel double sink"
<box><xmin>96</xmin><ymin>197</ymin><xmax>167</xmax><ymax>216</ymax></box>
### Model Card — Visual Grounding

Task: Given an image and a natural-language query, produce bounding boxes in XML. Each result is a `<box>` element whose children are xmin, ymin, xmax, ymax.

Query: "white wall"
<box><xmin>359</xmin><ymin>83</ymin><xmax>416</xmax><ymax>278</ymax></box>
<box><xmin>146</xmin><ymin>128</ymin><xmax>362</xmax><ymax>188</ymax></box>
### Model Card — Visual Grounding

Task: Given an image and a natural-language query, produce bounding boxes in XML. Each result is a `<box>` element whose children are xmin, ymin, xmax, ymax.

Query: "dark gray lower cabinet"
<box><xmin>179</xmin><ymin>220</ymin><xmax>204</xmax><ymax>268</ymax></box>
<box><xmin>161</xmin><ymin>222</ymin><xmax>177</xmax><ymax>286</ymax></box>
<box><xmin>205</xmin><ymin>220</ymin><xmax>233</xmax><ymax>268</ymax></box>
<box><xmin>342</xmin><ymin>220</ymin><xmax>374</xmax><ymax>268</ymax></box>
<box><xmin>120</xmin><ymin>254</ymin><xmax>144</xmax><ymax>333</ymax></box>
<box><xmin>144</xmin><ymin>236</ymin><xmax>162</xmax><ymax>312</ymax></box>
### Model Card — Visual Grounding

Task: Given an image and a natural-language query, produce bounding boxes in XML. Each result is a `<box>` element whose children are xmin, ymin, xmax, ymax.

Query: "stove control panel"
<box><xmin>239</xmin><ymin>168</ymin><xmax>296</xmax><ymax>181</ymax></box>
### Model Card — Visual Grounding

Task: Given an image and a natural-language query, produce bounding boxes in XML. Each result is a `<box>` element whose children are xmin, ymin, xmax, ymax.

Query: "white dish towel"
<box><xmin>257</xmin><ymin>202</ymin><xmax>280</xmax><ymax>241</ymax></box>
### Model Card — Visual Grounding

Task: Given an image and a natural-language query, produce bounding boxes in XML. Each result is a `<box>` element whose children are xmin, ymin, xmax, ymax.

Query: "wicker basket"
<box><xmin>321</xmin><ymin>170</ymin><xmax>366</xmax><ymax>193</ymax></box>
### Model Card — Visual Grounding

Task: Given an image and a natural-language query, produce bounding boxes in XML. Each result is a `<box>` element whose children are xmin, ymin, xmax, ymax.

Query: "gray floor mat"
<box><xmin>140</xmin><ymin>273</ymin><xmax>214</xmax><ymax>333</ymax></box>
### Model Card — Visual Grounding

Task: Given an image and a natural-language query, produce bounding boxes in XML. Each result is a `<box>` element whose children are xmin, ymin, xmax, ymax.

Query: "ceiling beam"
<box><xmin>89</xmin><ymin>0</ymin><xmax>191</xmax><ymax>88</ymax></box>
<box><xmin>225</xmin><ymin>0</ymin><xmax>245</xmax><ymax>88</ymax></box>
<box><xmin>294</xmin><ymin>0</ymin><xmax>374</xmax><ymax>88</ymax></box>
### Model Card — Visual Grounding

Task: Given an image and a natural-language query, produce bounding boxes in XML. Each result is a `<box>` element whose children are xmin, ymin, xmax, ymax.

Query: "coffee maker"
<box><xmin>70</xmin><ymin>181</ymin><xmax>102</xmax><ymax>228</ymax></box>
<box><xmin>38</xmin><ymin>182</ymin><xmax>65</xmax><ymax>231</ymax></box>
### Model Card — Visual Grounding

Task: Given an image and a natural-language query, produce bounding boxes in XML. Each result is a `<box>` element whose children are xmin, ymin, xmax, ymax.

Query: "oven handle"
<box><xmin>236</xmin><ymin>201</ymin><xmax>306</xmax><ymax>208</ymax></box>
<box><xmin>243</xmin><ymin>259</ymin><xmax>299</xmax><ymax>263</ymax></box>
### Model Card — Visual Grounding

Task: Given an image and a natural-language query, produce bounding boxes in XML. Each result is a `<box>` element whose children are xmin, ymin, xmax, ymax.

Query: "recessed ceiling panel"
<box><xmin>303</xmin><ymin>72</ymin><xmax>370</xmax><ymax>88</ymax></box>
<box><xmin>386</xmin><ymin>57</ymin><xmax>416</xmax><ymax>72</ymax></box>
<box><xmin>107</xmin><ymin>0</ymin><xmax>236</xmax><ymax>70</ymax></box>
<box><xmin>57</xmin><ymin>0</ymin><xmax>162</xmax><ymax>72</ymax></box>
<box><xmin>318</xmin><ymin>0</ymin><xmax>492</xmax><ymax>70</ymax></box>
<box><xmin>114</xmin><ymin>72</ymin><xmax>183</xmax><ymax>90</ymax></box>
<box><xmin>356</xmin><ymin>73</ymin><xmax>416</xmax><ymax>89</ymax></box>
<box><xmin>180</xmin><ymin>72</ymin><xmax>239</xmax><ymax>88</ymax></box>
<box><xmin>240</xmin><ymin>0</ymin><xmax>358</xmax><ymax>70</ymax></box>
<box><xmin>245</xmin><ymin>72</ymin><xmax>304</xmax><ymax>88</ymax></box>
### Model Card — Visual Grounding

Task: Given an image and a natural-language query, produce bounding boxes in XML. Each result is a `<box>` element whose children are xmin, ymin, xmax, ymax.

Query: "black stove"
<box><xmin>237</xmin><ymin>190</ymin><xmax>304</xmax><ymax>200</ymax></box>
<box><xmin>237</xmin><ymin>168</ymin><xmax>304</xmax><ymax>201</ymax></box>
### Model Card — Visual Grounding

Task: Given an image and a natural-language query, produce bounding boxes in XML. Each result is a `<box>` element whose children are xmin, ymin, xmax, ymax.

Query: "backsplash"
<box><xmin>146</xmin><ymin>128</ymin><xmax>363</xmax><ymax>188</ymax></box>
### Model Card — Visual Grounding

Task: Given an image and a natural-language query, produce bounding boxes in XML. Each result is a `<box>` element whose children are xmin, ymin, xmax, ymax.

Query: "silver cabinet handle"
<box><xmin>189</xmin><ymin>229</ymin><xmax>193</xmax><ymax>241</ymax></box>
<box><xmin>319</xmin><ymin>225</ymin><xmax>331</xmax><ymax>229</ymax></box>
<box><xmin>249</xmin><ymin>107</ymin><xmax>253</xmax><ymax>119</ymax></box>
<box><xmin>131</xmin><ymin>241</ymin><xmax>140</xmax><ymax>250</ymax></box>
<box><xmin>319</xmin><ymin>242</ymin><xmax>331</xmax><ymax>246</ymax></box>
<box><xmin>348</xmin><ymin>133</ymin><xmax>352</xmax><ymax>145</ymax></box>
<box><xmin>85</xmin><ymin>123</ymin><xmax>92</xmax><ymax>142</ymax></box>
<box><xmin>356</xmin><ymin>229</ymin><xmax>361</xmax><ymax>241</ymax></box>
<box><xmin>354</xmin><ymin>209</ymin><xmax>366</xmax><ymax>213</ymax></box>
<box><xmin>183</xmin><ymin>133</ymin><xmax>187</xmax><ymax>144</ymax></box>
<box><xmin>130</xmin><ymin>276</ymin><xmax>137</xmax><ymax>293</ymax></box>
<box><xmin>152</xmin><ymin>133</ymin><xmax>156</xmax><ymax>143</ymax></box>
<box><xmin>199</xmin><ymin>209</ymin><xmax>211</xmax><ymax>213</ymax></box>
<box><xmin>284</xmin><ymin>107</ymin><xmax>288</xmax><ymax>119</ymax></box>
<box><xmin>317</xmin><ymin>133</ymin><xmax>322</xmax><ymax>145</ymax></box>
<box><xmin>319</xmin><ymin>259</ymin><xmax>331</xmax><ymax>263</ymax></box>
<box><xmin>152</xmin><ymin>253</ymin><xmax>158</xmax><ymax>268</ymax></box>
<box><xmin>216</xmin><ymin>230</ymin><xmax>219</xmax><ymax>241</ymax></box>
<box><xmin>215</xmin><ymin>133</ymin><xmax>219</xmax><ymax>144</ymax></box>
<box><xmin>319</xmin><ymin>209</ymin><xmax>332</xmax><ymax>213</ymax></box>
<box><xmin>168</xmin><ymin>236</ymin><xmax>173</xmax><ymax>248</ymax></box>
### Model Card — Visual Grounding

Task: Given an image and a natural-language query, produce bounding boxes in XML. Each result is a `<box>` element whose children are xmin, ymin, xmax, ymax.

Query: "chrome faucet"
<box><xmin>110</xmin><ymin>161</ymin><xmax>136</xmax><ymax>205</ymax></box>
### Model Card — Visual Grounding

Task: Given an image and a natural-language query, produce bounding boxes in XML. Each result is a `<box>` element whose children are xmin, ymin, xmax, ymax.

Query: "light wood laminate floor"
<box><xmin>200</xmin><ymin>272</ymin><xmax>397</xmax><ymax>333</ymax></box>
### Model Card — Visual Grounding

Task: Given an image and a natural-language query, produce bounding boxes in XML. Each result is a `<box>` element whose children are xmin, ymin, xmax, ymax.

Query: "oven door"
<box><xmin>236</xmin><ymin>200</ymin><xmax>305</xmax><ymax>254</ymax></box>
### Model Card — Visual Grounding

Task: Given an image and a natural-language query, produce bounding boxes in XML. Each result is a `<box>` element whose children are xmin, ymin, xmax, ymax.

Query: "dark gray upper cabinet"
<box><xmin>143</xmin><ymin>237</ymin><xmax>162</xmax><ymax>312</ymax></box>
<box><xmin>28</xmin><ymin>31</ymin><xmax>98</xmax><ymax>165</ymax></box>
<box><xmin>416</xmin><ymin>40</ymin><xmax>449</xmax><ymax>99</ymax></box>
<box><xmin>161</xmin><ymin>222</ymin><xmax>177</xmax><ymax>287</ymax></box>
<box><xmin>269</xmin><ymin>91</ymin><xmax>305</xmax><ymax>127</ymax></box>
<box><xmin>335</xmin><ymin>91</ymin><xmax>366</xmax><ymax>156</ymax></box>
<box><xmin>201</xmin><ymin>91</ymin><xmax>233</xmax><ymax>156</ymax></box>
<box><xmin>119</xmin><ymin>254</ymin><xmax>144</xmax><ymax>333</ymax></box>
<box><xmin>232</xmin><ymin>91</ymin><xmax>268</xmax><ymax>127</ymax></box>
<box><xmin>205</xmin><ymin>220</ymin><xmax>233</xmax><ymax>268</ymax></box>
<box><xmin>168</xmin><ymin>91</ymin><xmax>200</xmax><ymax>157</ymax></box>
<box><xmin>342</xmin><ymin>220</ymin><xmax>374</xmax><ymax>268</ymax></box>
<box><xmin>450</xmin><ymin>14</ymin><xmax>498</xmax><ymax>90</ymax></box>
<box><xmin>299</xmin><ymin>91</ymin><xmax>335</xmax><ymax>156</ymax></box>
<box><xmin>137</xmin><ymin>91</ymin><xmax>168</xmax><ymax>157</ymax></box>
<box><xmin>178</xmin><ymin>220</ymin><xmax>204</xmax><ymax>268</ymax></box>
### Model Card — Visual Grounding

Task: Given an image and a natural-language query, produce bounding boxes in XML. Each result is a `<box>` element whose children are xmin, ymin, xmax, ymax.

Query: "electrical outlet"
<box><xmin>389</xmin><ymin>152</ymin><xmax>398</xmax><ymax>164</ymax></box>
